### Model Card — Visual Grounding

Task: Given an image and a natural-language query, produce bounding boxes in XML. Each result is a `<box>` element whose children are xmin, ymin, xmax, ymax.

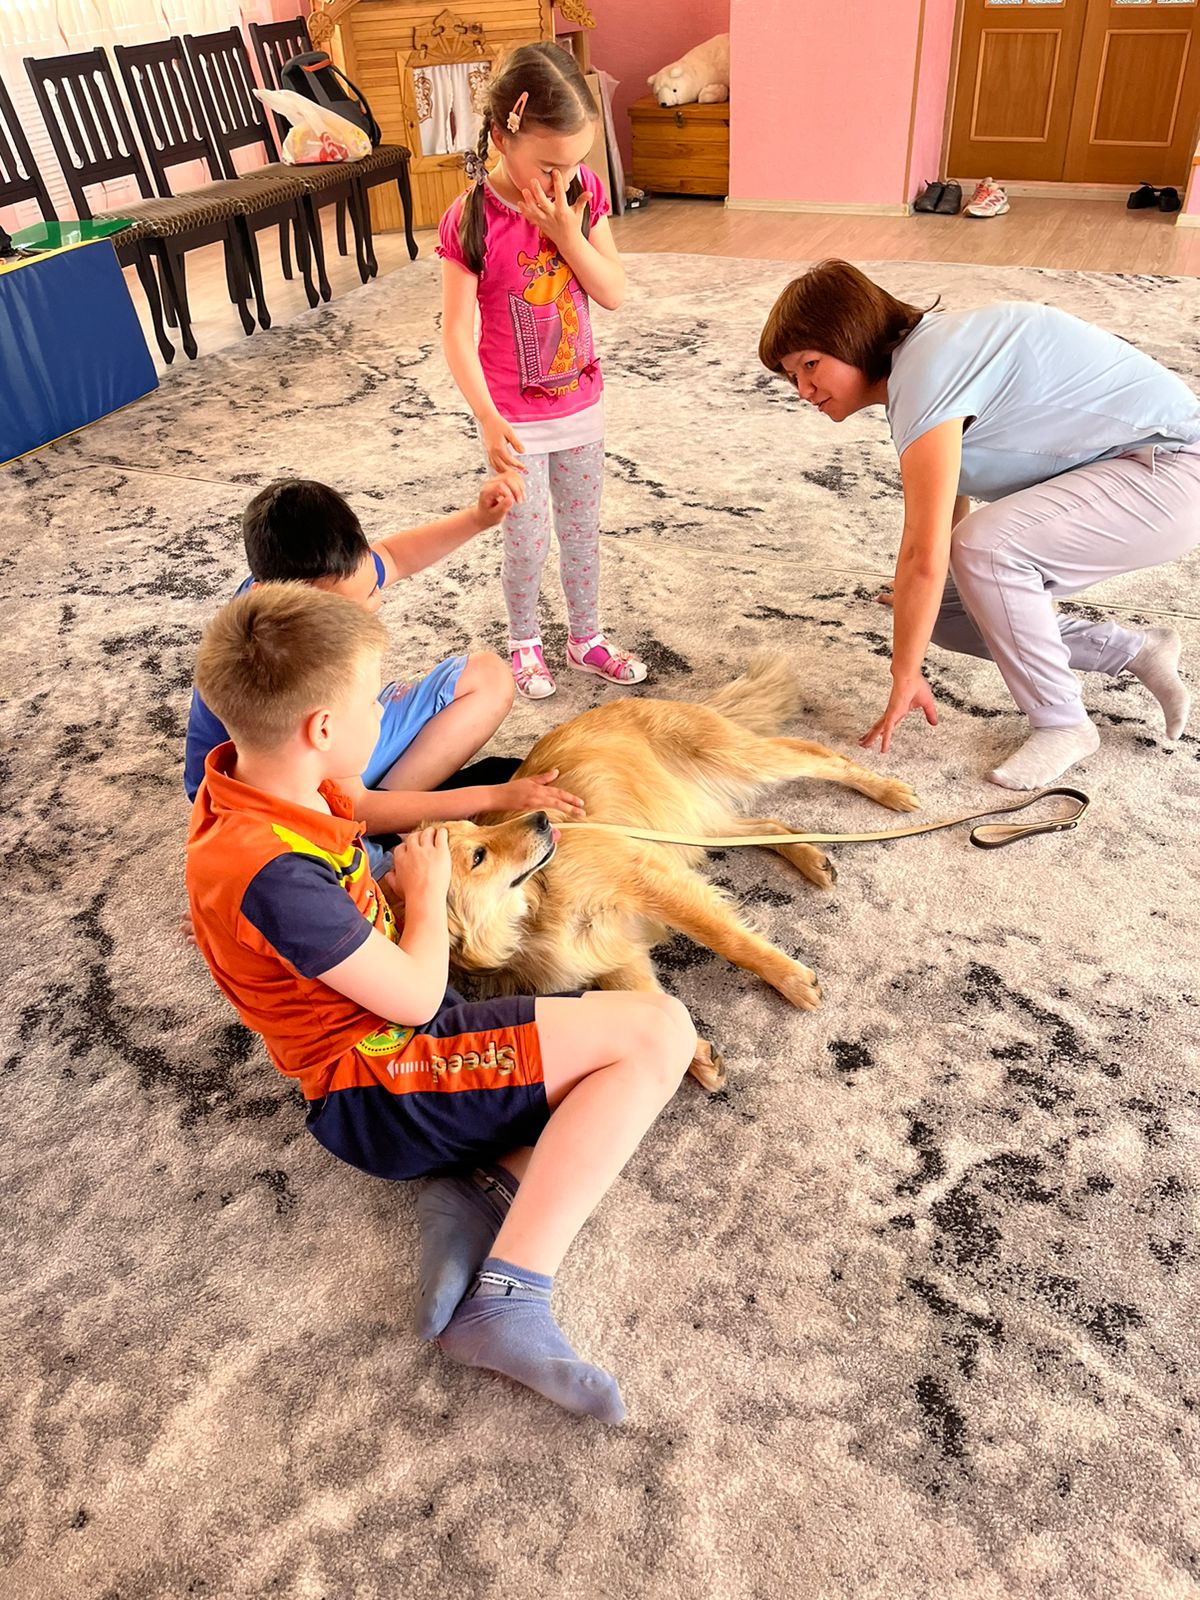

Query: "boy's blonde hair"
<box><xmin>196</xmin><ymin>583</ymin><xmax>387</xmax><ymax>751</ymax></box>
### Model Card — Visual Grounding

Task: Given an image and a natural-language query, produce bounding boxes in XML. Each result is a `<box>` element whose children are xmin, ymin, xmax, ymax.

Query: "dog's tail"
<box><xmin>704</xmin><ymin>652</ymin><xmax>801</xmax><ymax>735</ymax></box>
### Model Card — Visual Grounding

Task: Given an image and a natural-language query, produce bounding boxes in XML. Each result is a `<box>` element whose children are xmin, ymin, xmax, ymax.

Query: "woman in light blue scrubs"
<box><xmin>759</xmin><ymin>260</ymin><xmax>1200</xmax><ymax>789</ymax></box>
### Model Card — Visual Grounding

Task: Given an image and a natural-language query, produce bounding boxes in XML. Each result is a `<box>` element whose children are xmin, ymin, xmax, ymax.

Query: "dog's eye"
<box><xmin>471</xmin><ymin>846</ymin><xmax>487</xmax><ymax>869</ymax></box>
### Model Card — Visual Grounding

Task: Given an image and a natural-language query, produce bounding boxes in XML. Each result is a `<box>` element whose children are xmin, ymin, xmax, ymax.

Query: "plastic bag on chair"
<box><xmin>254</xmin><ymin>88</ymin><xmax>372</xmax><ymax>164</ymax></box>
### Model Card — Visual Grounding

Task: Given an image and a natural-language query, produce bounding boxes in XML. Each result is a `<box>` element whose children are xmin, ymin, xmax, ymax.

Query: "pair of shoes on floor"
<box><xmin>509</xmin><ymin>633</ymin><xmax>649</xmax><ymax>700</ymax></box>
<box><xmin>963</xmin><ymin>177</ymin><xmax>1009</xmax><ymax>218</ymax></box>
<box><xmin>1128</xmin><ymin>182</ymin><xmax>1181</xmax><ymax>213</ymax></box>
<box><xmin>913</xmin><ymin>179</ymin><xmax>962</xmax><ymax>215</ymax></box>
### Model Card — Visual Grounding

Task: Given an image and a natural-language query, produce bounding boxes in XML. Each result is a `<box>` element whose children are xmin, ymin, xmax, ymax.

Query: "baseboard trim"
<box><xmin>956</xmin><ymin>178</ymin><xmax>1141</xmax><ymax>203</ymax></box>
<box><xmin>725</xmin><ymin>198</ymin><xmax>911</xmax><ymax>217</ymax></box>
<box><xmin>1174</xmin><ymin>211</ymin><xmax>1200</xmax><ymax>228</ymax></box>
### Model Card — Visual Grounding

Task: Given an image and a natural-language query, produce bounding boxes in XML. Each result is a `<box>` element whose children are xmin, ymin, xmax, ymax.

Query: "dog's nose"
<box><xmin>529</xmin><ymin>811</ymin><xmax>551</xmax><ymax>834</ymax></box>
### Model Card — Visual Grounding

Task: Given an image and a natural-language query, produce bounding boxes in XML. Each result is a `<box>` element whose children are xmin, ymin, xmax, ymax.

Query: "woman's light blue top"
<box><xmin>886</xmin><ymin>302</ymin><xmax>1200</xmax><ymax>502</ymax></box>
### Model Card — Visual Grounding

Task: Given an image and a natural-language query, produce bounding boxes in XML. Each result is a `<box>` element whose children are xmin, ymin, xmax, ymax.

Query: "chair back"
<box><xmin>23</xmin><ymin>48</ymin><xmax>152</xmax><ymax>219</ymax></box>
<box><xmin>114</xmin><ymin>38</ymin><xmax>221</xmax><ymax>197</ymax></box>
<box><xmin>0</xmin><ymin>70</ymin><xmax>56</xmax><ymax>219</ymax></box>
<box><xmin>247</xmin><ymin>18</ymin><xmax>310</xmax><ymax>156</ymax></box>
<box><xmin>183</xmin><ymin>28</ymin><xmax>273</xmax><ymax>179</ymax></box>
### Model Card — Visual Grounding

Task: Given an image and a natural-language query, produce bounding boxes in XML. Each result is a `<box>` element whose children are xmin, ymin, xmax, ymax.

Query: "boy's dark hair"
<box><xmin>458</xmin><ymin>42</ymin><xmax>596</xmax><ymax>275</ymax></box>
<box><xmin>759</xmin><ymin>260</ymin><xmax>937</xmax><ymax>384</ymax></box>
<box><xmin>242</xmin><ymin>480</ymin><xmax>370</xmax><ymax>583</ymax></box>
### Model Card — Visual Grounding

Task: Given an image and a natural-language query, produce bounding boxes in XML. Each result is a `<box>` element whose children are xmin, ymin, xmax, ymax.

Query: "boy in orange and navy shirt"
<box><xmin>186</xmin><ymin>582</ymin><xmax>695</xmax><ymax>1425</ymax></box>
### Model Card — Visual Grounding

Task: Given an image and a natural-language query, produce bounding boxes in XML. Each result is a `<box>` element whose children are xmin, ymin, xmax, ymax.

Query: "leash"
<box><xmin>556</xmin><ymin>785</ymin><xmax>1090</xmax><ymax>852</ymax></box>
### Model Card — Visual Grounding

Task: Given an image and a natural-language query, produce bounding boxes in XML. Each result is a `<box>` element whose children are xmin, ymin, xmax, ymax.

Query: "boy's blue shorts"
<box><xmin>362</xmin><ymin>654</ymin><xmax>468</xmax><ymax>789</ymax></box>
<box><xmin>304</xmin><ymin>988</ymin><xmax>555</xmax><ymax>1181</ymax></box>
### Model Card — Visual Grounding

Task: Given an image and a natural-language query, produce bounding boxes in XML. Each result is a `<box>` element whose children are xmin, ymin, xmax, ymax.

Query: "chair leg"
<box><xmin>335</xmin><ymin>197</ymin><xmax>348</xmax><ymax>257</ymax></box>
<box><xmin>357</xmin><ymin>179</ymin><xmax>379</xmax><ymax>278</ymax></box>
<box><xmin>156</xmin><ymin>245</ymin><xmax>197</xmax><ymax>361</ymax></box>
<box><xmin>307</xmin><ymin>197</ymin><xmax>332</xmax><ymax>303</ymax></box>
<box><xmin>293</xmin><ymin>203</ymin><xmax>319</xmax><ymax>308</ymax></box>
<box><xmin>237</xmin><ymin>216</ymin><xmax>272</xmax><ymax>331</ymax></box>
<box><xmin>224</xmin><ymin>224</ymin><xmax>256</xmax><ymax>337</ymax></box>
<box><xmin>347</xmin><ymin>180</ymin><xmax>371</xmax><ymax>284</ymax></box>
<box><xmin>398</xmin><ymin>161</ymin><xmax>418</xmax><ymax>261</ymax></box>
<box><xmin>131</xmin><ymin>244</ymin><xmax>175</xmax><ymax>365</ymax></box>
<box><xmin>278</xmin><ymin>217</ymin><xmax>294</xmax><ymax>281</ymax></box>
<box><xmin>159</xmin><ymin>250</ymin><xmax>179</xmax><ymax>328</ymax></box>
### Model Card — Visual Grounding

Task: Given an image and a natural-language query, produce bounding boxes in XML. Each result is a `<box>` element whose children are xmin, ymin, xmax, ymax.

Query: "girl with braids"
<box><xmin>438</xmin><ymin>42</ymin><xmax>646</xmax><ymax>700</ymax></box>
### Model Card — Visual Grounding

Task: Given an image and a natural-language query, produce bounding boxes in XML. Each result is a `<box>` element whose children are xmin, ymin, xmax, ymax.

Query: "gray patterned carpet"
<box><xmin>3</xmin><ymin>254</ymin><xmax>1199</xmax><ymax>1600</ymax></box>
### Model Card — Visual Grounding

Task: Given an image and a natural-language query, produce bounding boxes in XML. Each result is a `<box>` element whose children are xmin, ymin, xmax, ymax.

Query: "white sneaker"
<box><xmin>965</xmin><ymin>177</ymin><xmax>1009</xmax><ymax>219</ymax></box>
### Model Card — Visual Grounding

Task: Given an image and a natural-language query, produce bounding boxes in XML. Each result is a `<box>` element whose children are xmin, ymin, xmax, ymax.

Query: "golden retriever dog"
<box><xmin>439</xmin><ymin>656</ymin><xmax>919</xmax><ymax>1090</ymax></box>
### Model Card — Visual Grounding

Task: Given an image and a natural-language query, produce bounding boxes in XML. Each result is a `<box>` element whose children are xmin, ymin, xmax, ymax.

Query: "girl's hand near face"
<box><xmin>517</xmin><ymin>169</ymin><xmax>589</xmax><ymax>248</ymax></box>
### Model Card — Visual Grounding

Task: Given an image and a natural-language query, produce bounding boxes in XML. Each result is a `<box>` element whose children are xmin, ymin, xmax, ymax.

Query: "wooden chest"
<box><xmin>628</xmin><ymin>95</ymin><xmax>730</xmax><ymax>198</ymax></box>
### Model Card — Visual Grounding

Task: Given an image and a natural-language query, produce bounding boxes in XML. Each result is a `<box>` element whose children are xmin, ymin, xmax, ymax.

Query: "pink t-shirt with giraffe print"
<box><xmin>437</xmin><ymin>167</ymin><xmax>609</xmax><ymax>448</ymax></box>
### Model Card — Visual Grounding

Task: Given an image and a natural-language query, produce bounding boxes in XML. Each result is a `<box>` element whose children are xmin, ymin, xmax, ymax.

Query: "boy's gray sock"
<box><xmin>437</xmin><ymin>1255</ymin><xmax>626</xmax><ymax>1425</ymax></box>
<box><xmin>415</xmin><ymin>1166</ymin><xmax>517</xmax><ymax>1340</ymax></box>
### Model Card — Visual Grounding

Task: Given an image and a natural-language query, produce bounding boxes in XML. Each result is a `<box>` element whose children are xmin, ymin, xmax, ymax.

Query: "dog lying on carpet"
<box><xmin>435</xmin><ymin>656</ymin><xmax>919</xmax><ymax>1090</ymax></box>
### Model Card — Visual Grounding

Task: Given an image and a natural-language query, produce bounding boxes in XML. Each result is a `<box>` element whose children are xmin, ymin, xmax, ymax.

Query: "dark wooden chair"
<box><xmin>248</xmin><ymin>17</ymin><xmax>356</xmax><ymax>277</ymax></box>
<box><xmin>191</xmin><ymin>24</ymin><xmax>417</xmax><ymax>283</ymax></box>
<box><xmin>185</xmin><ymin>26</ymin><xmax>360</xmax><ymax>302</ymax></box>
<box><xmin>22</xmin><ymin>47</ymin><xmax>265</xmax><ymax>361</ymax></box>
<box><xmin>0</xmin><ymin>70</ymin><xmax>55</xmax><ymax>222</ymax></box>
<box><xmin>5</xmin><ymin>61</ymin><xmax>178</xmax><ymax>363</ymax></box>
<box><xmin>112</xmin><ymin>36</ymin><xmax>316</xmax><ymax>334</ymax></box>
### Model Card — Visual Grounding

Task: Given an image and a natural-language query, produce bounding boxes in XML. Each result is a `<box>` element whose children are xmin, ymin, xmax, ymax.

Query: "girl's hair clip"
<box><xmin>506</xmin><ymin>91</ymin><xmax>529</xmax><ymax>134</ymax></box>
<box><xmin>463</xmin><ymin>149</ymin><xmax>489</xmax><ymax>185</ymax></box>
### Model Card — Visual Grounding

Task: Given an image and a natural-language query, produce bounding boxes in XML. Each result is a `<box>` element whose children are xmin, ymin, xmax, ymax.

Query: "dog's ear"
<box><xmin>444</xmin><ymin>893</ymin><xmax>465</xmax><ymax>956</ymax></box>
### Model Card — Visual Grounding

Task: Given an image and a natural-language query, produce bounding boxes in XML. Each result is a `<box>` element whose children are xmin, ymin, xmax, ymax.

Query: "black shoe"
<box><xmin>1127</xmin><ymin>183</ymin><xmax>1159</xmax><ymax>209</ymax></box>
<box><xmin>913</xmin><ymin>181</ymin><xmax>944</xmax><ymax>213</ymax></box>
<box><xmin>935</xmin><ymin>180</ymin><xmax>962</xmax><ymax>215</ymax></box>
<box><xmin>1159</xmin><ymin>187</ymin><xmax>1182</xmax><ymax>213</ymax></box>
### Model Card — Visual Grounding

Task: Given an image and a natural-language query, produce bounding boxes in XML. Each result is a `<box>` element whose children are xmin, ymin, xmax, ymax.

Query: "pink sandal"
<box><xmin>566</xmin><ymin>632</ymin><xmax>648</xmax><ymax>685</ymax></box>
<box><xmin>509</xmin><ymin>637</ymin><xmax>556</xmax><ymax>700</ymax></box>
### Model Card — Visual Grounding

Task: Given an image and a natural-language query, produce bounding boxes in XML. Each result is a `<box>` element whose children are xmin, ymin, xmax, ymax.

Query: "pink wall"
<box><xmin>1186</xmin><ymin>153</ymin><xmax>1200</xmax><ymax>217</ymax></box>
<box><xmin>585</xmin><ymin>0</ymin><xmax>730</xmax><ymax>170</ymax></box>
<box><xmin>907</xmin><ymin>0</ymin><xmax>957</xmax><ymax>198</ymax></box>
<box><xmin>730</xmin><ymin>0</ymin><xmax>925</xmax><ymax>207</ymax></box>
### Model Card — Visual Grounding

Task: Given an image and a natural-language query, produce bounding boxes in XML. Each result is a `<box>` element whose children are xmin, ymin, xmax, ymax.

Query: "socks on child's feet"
<box><xmin>1127</xmin><ymin>627</ymin><xmax>1190</xmax><ymax>740</ymax></box>
<box><xmin>987</xmin><ymin>721</ymin><xmax>1100</xmax><ymax>790</ymax></box>
<box><xmin>437</xmin><ymin>1255</ymin><xmax>626</xmax><ymax>1424</ymax></box>
<box><xmin>415</xmin><ymin>1166</ymin><xmax>517</xmax><ymax>1340</ymax></box>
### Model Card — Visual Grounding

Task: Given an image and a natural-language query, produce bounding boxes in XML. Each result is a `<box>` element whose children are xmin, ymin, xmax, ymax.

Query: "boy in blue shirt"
<box><xmin>184</xmin><ymin>478</ymin><xmax>585</xmax><ymax>865</ymax></box>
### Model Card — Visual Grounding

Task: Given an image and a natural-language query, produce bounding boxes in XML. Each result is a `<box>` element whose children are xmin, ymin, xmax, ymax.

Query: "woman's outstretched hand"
<box><xmin>860</xmin><ymin>674</ymin><xmax>938</xmax><ymax>754</ymax></box>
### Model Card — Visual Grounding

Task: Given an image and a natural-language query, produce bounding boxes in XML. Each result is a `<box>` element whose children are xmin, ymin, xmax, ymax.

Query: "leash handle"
<box><xmin>967</xmin><ymin>785</ymin><xmax>1090</xmax><ymax>849</ymax></box>
<box><xmin>553</xmin><ymin>786</ymin><xmax>1090</xmax><ymax>852</ymax></box>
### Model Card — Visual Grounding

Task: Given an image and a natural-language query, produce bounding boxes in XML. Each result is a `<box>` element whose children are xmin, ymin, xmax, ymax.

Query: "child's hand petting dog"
<box><xmin>385</xmin><ymin>826</ymin><xmax>452</xmax><ymax>907</ymax></box>
<box><xmin>494</xmin><ymin>768</ymin><xmax>586</xmax><ymax>820</ymax></box>
<box><xmin>475</xmin><ymin>472</ymin><xmax>525</xmax><ymax>529</ymax></box>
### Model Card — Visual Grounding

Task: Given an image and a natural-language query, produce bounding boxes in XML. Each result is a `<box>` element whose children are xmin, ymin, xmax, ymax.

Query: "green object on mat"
<box><xmin>10</xmin><ymin>218</ymin><xmax>135</xmax><ymax>252</ymax></box>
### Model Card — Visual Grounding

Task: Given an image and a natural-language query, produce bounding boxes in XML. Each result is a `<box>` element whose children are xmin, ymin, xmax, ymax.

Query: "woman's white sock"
<box><xmin>988</xmin><ymin>722</ymin><xmax>1100</xmax><ymax>790</ymax></box>
<box><xmin>1127</xmin><ymin>627</ymin><xmax>1190</xmax><ymax>740</ymax></box>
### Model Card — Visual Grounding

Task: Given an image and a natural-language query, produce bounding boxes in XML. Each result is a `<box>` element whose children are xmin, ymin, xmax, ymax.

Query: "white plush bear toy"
<box><xmin>647</xmin><ymin>32</ymin><xmax>730</xmax><ymax>107</ymax></box>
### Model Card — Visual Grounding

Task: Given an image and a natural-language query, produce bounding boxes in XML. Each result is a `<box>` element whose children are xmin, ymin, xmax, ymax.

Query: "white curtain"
<box><xmin>413</xmin><ymin>59</ymin><xmax>487</xmax><ymax>158</ymax></box>
<box><xmin>1</xmin><ymin>0</ymin><xmax>299</xmax><ymax>226</ymax></box>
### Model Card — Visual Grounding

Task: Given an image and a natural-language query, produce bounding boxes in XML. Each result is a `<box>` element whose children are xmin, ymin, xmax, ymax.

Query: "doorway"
<box><xmin>947</xmin><ymin>0</ymin><xmax>1200</xmax><ymax>186</ymax></box>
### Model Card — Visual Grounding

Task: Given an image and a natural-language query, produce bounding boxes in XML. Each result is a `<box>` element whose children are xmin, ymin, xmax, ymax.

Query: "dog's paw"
<box><xmin>689</xmin><ymin>1037</ymin><xmax>726</xmax><ymax>1093</ymax></box>
<box><xmin>776</xmin><ymin>962</ymin><xmax>821</xmax><ymax>1010</ymax></box>
<box><xmin>879</xmin><ymin>780</ymin><xmax>920</xmax><ymax>813</ymax></box>
<box><xmin>808</xmin><ymin>852</ymin><xmax>837</xmax><ymax>891</ymax></box>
